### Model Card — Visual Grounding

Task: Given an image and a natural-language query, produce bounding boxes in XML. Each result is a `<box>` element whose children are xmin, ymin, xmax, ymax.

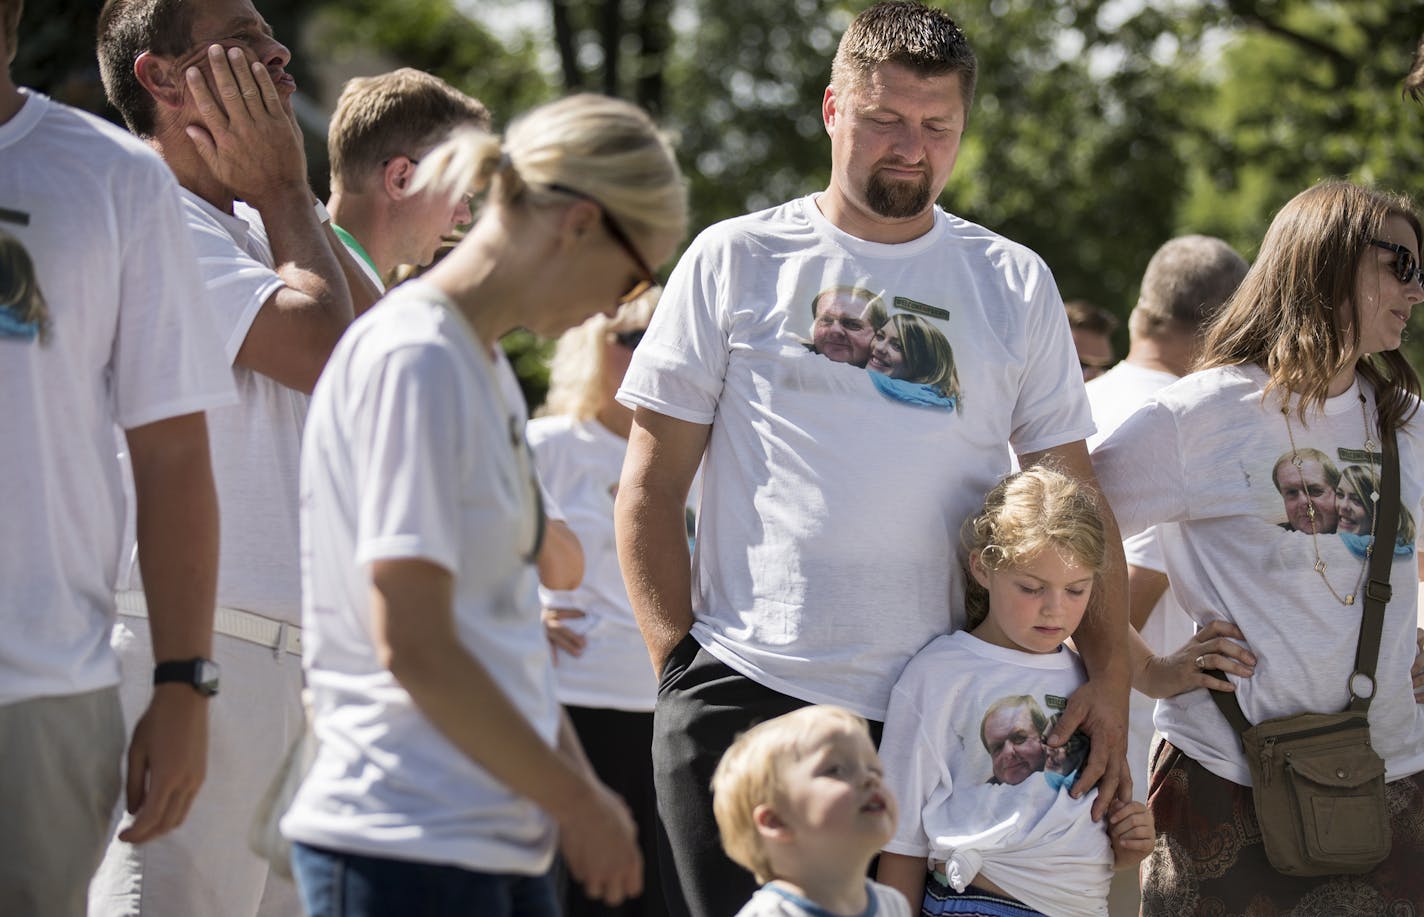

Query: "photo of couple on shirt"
<box><xmin>804</xmin><ymin>284</ymin><xmax>962</xmax><ymax>413</ymax></box>
<box><xmin>1272</xmin><ymin>444</ymin><xmax>1417</xmax><ymax>558</ymax></box>
<box><xmin>979</xmin><ymin>693</ymin><xmax>1090</xmax><ymax>791</ymax></box>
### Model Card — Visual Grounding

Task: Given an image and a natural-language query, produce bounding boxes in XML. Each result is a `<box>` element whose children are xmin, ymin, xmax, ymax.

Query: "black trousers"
<box><xmin>650</xmin><ymin>634</ymin><xmax>882</xmax><ymax>917</ymax></box>
<box><xmin>560</xmin><ymin>705</ymin><xmax>668</xmax><ymax>917</ymax></box>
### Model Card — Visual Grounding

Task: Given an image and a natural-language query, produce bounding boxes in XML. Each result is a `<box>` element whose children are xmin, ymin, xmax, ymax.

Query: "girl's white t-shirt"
<box><xmin>283</xmin><ymin>282</ymin><xmax>558</xmax><ymax>874</ymax></box>
<box><xmin>1093</xmin><ymin>364</ymin><xmax>1424</xmax><ymax>786</ymax></box>
<box><xmin>881</xmin><ymin>631</ymin><xmax>1112</xmax><ymax>917</ymax></box>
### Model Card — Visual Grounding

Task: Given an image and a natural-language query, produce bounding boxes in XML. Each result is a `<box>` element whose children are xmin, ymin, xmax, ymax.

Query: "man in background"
<box><xmin>1065</xmin><ymin>298</ymin><xmax>1119</xmax><ymax>380</ymax></box>
<box><xmin>324</xmin><ymin>67</ymin><xmax>488</xmax><ymax>290</ymax></box>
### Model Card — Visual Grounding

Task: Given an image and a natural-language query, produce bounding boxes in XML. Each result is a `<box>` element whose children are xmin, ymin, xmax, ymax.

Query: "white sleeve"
<box><xmin>880</xmin><ymin>677</ymin><xmax>947</xmax><ymax>858</ymax></box>
<box><xmin>1009</xmin><ymin>259</ymin><xmax>1096</xmax><ymax>455</ymax></box>
<box><xmin>351</xmin><ymin>345</ymin><xmax>469</xmax><ymax>572</ymax></box>
<box><xmin>184</xmin><ymin>203</ymin><xmax>285</xmax><ymax>364</ymax></box>
<box><xmin>1092</xmin><ymin>399</ymin><xmax>1190</xmax><ymax>540</ymax></box>
<box><xmin>1122</xmin><ymin>527</ymin><xmax>1165</xmax><ymax>573</ymax></box>
<box><xmin>616</xmin><ymin>231</ymin><xmax>729</xmax><ymax>424</ymax></box>
<box><xmin>111</xmin><ymin>163</ymin><xmax>235</xmax><ymax>428</ymax></box>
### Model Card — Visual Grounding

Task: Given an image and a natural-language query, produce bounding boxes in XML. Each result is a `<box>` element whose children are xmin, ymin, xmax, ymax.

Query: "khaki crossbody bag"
<box><xmin>1206</xmin><ymin>430</ymin><xmax>1397</xmax><ymax>876</ymax></box>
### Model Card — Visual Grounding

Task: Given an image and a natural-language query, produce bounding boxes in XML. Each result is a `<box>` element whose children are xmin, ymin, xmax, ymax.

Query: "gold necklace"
<box><xmin>1281</xmin><ymin>392</ymin><xmax>1379</xmax><ymax>606</ymax></box>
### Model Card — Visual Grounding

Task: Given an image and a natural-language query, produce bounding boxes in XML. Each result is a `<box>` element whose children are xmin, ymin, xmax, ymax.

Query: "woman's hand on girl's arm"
<box><xmin>1133</xmin><ymin>619</ymin><xmax>1255</xmax><ymax>699</ymax></box>
<box><xmin>1108</xmin><ymin>799</ymin><xmax>1155</xmax><ymax>869</ymax></box>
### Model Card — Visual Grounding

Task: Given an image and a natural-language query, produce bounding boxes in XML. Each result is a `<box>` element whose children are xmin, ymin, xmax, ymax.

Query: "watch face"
<box><xmin>197</xmin><ymin>659</ymin><xmax>221</xmax><ymax>696</ymax></box>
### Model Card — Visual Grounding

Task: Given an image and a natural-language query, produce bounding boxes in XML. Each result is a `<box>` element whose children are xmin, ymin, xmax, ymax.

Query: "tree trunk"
<box><xmin>600</xmin><ymin>0</ymin><xmax>622</xmax><ymax>96</ymax></box>
<box><xmin>550</xmin><ymin>0</ymin><xmax>584</xmax><ymax>91</ymax></box>
<box><xmin>634</xmin><ymin>0</ymin><xmax>670</xmax><ymax>115</ymax></box>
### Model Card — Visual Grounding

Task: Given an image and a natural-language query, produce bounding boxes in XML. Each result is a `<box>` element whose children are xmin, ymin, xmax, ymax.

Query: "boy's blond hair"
<box><xmin>710</xmin><ymin>705</ymin><xmax>869</xmax><ymax>884</ymax></box>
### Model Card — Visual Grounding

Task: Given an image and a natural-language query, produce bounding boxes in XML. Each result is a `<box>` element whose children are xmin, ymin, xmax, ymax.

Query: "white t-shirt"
<box><xmin>283</xmin><ymin>281</ymin><xmax>558</xmax><ymax>874</ymax></box>
<box><xmin>617</xmin><ymin>195</ymin><xmax>1092</xmax><ymax>719</ymax></box>
<box><xmin>1093</xmin><ymin>364</ymin><xmax>1424</xmax><ymax>786</ymax></box>
<box><xmin>1085</xmin><ymin>361</ymin><xmax>1195</xmax><ymax>793</ymax></box>
<box><xmin>881</xmin><ymin>631</ymin><xmax>1112</xmax><ymax>917</ymax></box>
<box><xmin>0</xmin><ymin>90</ymin><xmax>234</xmax><ymax>705</ymax></box>
<box><xmin>140</xmin><ymin>192</ymin><xmax>309</xmax><ymax>624</ymax></box>
<box><xmin>527</xmin><ymin>415</ymin><xmax>659</xmax><ymax>710</ymax></box>
<box><xmin>735</xmin><ymin>880</ymin><xmax>910</xmax><ymax>917</ymax></box>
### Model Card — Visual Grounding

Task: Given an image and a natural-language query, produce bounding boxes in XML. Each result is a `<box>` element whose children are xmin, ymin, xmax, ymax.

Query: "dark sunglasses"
<box><xmin>1369</xmin><ymin>238</ymin><xmax>1424</xmax><ymax>287</ymax></box>
<box><xmin>612</xmin><ymin>329</ymin><xmax>647</xmax><ymax>350</ymax></box>
<box><xmin>548</xmin><ymin>183</ymin><xmax>657</xmax><ymax>304</ymax></box>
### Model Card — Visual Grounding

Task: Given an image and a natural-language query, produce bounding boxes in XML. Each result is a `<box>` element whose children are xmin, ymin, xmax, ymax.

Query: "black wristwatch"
<box><xmin>153</xmin><ymin>658</ymin><xmax>221</xmax><ymax>697</ymax></box>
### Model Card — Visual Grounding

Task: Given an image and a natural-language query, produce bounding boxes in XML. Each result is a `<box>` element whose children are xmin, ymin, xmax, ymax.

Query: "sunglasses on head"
<box><xmin>612</xmin><ymin>329</ymin><xmax>646</xmax><ymax>350</ymax></box>
<box><xmin>1369</xmin><ymin>238</ymin><xmax>1424</xmax><ymax>287</ymax></box>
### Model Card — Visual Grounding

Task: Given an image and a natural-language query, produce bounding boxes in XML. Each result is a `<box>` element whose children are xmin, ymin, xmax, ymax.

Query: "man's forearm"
<box><xmin>1075</xmin><ymin>508</ymin><xmax>1131</xmax><ymax>687</ymax></box>
<box><xmin>126</xmin><ymin>414</ymin><xmax>219</xmax><ymax>661</ymax></box>
<box><xmin>253</xmin><ymin>190</ymin><xmax>355</xmax><ymax>327</ymax></box>
<box><xmin>615</xmin><ymin>484</ymin><xmax>695</xmax><ymax>675</ymax></box>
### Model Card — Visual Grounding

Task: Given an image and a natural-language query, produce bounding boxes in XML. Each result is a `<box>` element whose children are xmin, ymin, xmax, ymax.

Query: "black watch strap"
<box><xmin>153</xmin><ymin>658</ymin><xmax>220</xmax><ymax>697</ymax></box>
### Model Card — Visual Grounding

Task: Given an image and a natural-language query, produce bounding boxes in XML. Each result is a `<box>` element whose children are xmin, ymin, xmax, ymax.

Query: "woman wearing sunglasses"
<box><xmin>526</xmin><ymin>291</ymin><xmax>683</xmax><ymax>917</ymax></box>
<box><xmin>282</xmin><ymin>94</ymin><xmax>687</xmax><ymax>917</ymax></box>
<box><xmin>1093</xmin><ymin>180</ymin><xmax>1424</xmax><ymax>913</ymax></box>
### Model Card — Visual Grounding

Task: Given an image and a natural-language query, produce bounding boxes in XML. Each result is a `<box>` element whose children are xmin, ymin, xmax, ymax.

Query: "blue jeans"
<box><xmin>292</xmin><ymin>842</ymin><xmax>559</xmax><ymax>917</ymax></box>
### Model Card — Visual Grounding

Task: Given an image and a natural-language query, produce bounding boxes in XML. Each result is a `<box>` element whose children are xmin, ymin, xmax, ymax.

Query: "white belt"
<box><xmin>116</xmin><ymin>590</ymin><xmax>303</xmax><ymax>657</ymax></box>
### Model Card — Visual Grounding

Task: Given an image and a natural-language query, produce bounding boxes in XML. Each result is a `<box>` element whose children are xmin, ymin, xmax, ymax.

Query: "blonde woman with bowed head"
<box><xmin>1094</xmin><ymin>180</ymin><xmax>1424</xmax><ymax>913</ymax></box>
<box><xmin>527</xmin><ymin>290</ymin><xmax>677</xmax><ymax>917</ymax></box>
<box><xmin>281</xmin><ymin>94</ymin><xmax>687</xmax><ymax>917</ymax></box>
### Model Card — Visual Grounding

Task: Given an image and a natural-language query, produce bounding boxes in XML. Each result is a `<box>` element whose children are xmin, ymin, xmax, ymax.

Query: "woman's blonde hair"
<box><xmin>710</xmin><ymin>706</ymin><xmax>871</xmax><ymax>884</ymax></box>
<box><xmin>1197</xmin><ymin>180</ymin><xmax>1421</xmax><ymax>437</ymax></box>
<box><xmin>540</xmin><ymin>289</ymin><xmax>658</xmax><ymax>421</ymax></box>
<box><xmin>411</xmin><ymin>93</ymin><xmax>688</xmax><ymax>257</ymax></box>
<box><xmin>961</xmin><ymin>467</ymin><xmax>1107</xmax><ymax>629</ymax></box>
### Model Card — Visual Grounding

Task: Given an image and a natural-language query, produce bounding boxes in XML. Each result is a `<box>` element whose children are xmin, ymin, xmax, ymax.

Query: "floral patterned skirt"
<box><xmin>1142</xmin><ymin>739</ymin><xmax>1424</xmax><ymax>916</ymax></box>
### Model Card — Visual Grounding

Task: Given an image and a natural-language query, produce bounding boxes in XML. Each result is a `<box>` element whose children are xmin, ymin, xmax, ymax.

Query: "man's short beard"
<box><xmin>866</xmin><ymin>170</ymin><xmax>934</xmax><ymax>218</ymax></box>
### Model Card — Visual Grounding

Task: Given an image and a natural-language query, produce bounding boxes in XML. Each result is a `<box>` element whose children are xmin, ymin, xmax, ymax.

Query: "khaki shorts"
<box><xmin>0</xmin><ymin>686</ymin><xmax>124</xmax><ymax>917</ymax></box>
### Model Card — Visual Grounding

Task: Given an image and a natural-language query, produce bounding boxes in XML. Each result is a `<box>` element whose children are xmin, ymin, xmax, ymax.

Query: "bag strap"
<box><xmin>1207</xmin><ymin>425</ymin><xmax>1399</xmax><ymax>735</ymax></box>
<box><xmin>1351</xmin><ymin>427</ymin><xmax>1399</xmax><ymax>714</ymax></box>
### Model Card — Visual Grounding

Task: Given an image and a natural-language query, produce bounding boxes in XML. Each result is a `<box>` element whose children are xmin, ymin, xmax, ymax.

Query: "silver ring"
<box><xmin>1195</xmin><ymin>655</ymin><xmax>1206</xmax><ymax>671</ymax></box>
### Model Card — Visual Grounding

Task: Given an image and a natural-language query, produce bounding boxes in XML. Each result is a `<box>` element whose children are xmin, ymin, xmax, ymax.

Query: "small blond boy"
<box><xmin>712</xmin><ymin>706</ymin><xmax>912</xmax><ymax>917</ymax></box>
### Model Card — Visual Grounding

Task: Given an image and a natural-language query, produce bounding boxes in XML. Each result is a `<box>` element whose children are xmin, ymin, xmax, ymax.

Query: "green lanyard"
<box><xmin>330</xmin><ymin>223</ymin><xmax>380</xmax><ymax>281</ymax></box>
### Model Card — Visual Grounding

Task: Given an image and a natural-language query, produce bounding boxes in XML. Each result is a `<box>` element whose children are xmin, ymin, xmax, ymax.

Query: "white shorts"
<box><xmin>89</xmin><ymin>617</ymin><xmax>305</xmax><ymax>917</ymax></box>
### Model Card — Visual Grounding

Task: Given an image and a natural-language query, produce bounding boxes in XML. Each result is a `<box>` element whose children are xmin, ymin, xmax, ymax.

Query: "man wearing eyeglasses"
<box><xmin>324</xmin><ymin>68</ymin><xmax>489</xmax><ymax>291</ymax></box>
<box><xmin>91</xmin><ymin>1</ymin><xmax>380</xmax><ymax>914</ymax></box>
<box><xmin>614</xmin><ymin>4</ymin><xmax>1135</xmax><ymax>916</ymax></box>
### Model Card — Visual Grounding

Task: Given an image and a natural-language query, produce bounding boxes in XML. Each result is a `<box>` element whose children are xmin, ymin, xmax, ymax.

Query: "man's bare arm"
<box><xmin>120</xmin><ymin>412</ymin><xmax>220</xmax><ymax>843</ymax></box>
<box><xmin>1020</xmin><ymin>439</ymin><xmax>1130</xmax><ymax>817</ymax></box>
<box><xmin>615</xmin><ymin>408</ymin><xmax>709</xmax><ymax>675</ymax></box>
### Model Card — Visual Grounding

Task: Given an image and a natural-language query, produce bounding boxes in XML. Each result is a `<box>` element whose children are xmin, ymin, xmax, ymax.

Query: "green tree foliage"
<box><xmin>307</xmin><ymin>0</ymin><xmax>551</xmax><ymax>125</ymax></box>
<box><xmin>13</xmin><ymin>0</ymin><xmax>1424</xmax><ymax>379</ymax></box>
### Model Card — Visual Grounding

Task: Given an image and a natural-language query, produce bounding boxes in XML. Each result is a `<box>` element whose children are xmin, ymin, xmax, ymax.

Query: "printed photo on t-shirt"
<box><xmin>801</xmin><ymin>284</ymin><xmax>962</xmax><ymax>414</ymax></box>
<box><xmin>979</xmin><ymin>693</ymin><xmax>1089</xmax><ymax>791</ymax></box>
<box><xmin>0</xmin><ymin>228</ymin><xmax>49</xmax><ymax>344</ymax></box>
<box><xmin>1268</xmin><ymin>443</ymin><xmax>1416</xmax><ymax>558</ymax></box>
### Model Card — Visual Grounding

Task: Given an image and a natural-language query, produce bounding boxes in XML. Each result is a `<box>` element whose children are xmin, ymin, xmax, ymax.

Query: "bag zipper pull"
<box><xmin>1260</xmin><ymin>738</ymin><xmax>1276</xmax><ymax>786</ymax></box>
